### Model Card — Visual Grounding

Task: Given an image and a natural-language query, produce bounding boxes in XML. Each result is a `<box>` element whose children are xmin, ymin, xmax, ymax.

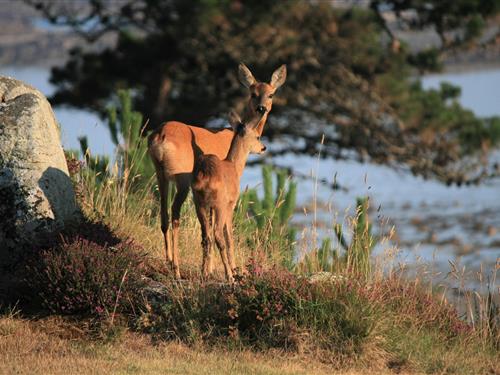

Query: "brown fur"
<box><xmin>191</xmin><ymin>112</ymin><xmax>265</xmax><ymax>282</ymax></box>
<box><xmin>148</xmin><ymin>64</ymin><xmax>286</xmax><ymax>278</ymax></box>
<box><xmin>191</xmin><ymin>155</ymin><xmax>220</xmax><ymax>189</ymax></box>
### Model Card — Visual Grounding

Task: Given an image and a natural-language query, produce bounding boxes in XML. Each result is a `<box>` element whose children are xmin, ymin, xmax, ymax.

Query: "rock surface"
<box><xmin>0</xmin><ymin>75</ymin><xmax>78</xmax><ymax>267</ymax></box>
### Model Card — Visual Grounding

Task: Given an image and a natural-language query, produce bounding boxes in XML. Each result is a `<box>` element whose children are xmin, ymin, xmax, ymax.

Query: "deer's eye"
<box><xmin>257</xmin><ymin>136</ymin><xmax>261</xmax><ymax>141</ymax></box>
<box><xmin>269</xmin><ymin>94</ymin><xmax>274</xmax><ymax>99</ymax></box>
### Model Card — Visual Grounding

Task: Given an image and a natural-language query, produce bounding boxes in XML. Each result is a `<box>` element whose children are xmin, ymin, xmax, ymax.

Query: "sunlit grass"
<box><xmin>0</xmin><ymin>313</ymin><xmax>343</xmax><ymax>375</ymax></box>
<box><xmin>50</xmin><ymin>154</ymin><xmax>500</xmax><ymax>374</ymax></box>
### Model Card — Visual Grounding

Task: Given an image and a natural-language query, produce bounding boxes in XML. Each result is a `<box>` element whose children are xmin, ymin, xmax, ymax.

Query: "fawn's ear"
<box><xmin>228</xmin><ymin>110</ymin><xmax>243</xmax><ymax>130</ymax></box>
<box><xmin>270</xmin><ymin>64</ymin><xmax>287</xmax><ymax>89</ymax></box>
<box><xmin>238</xmin><ymin>63</ymin><xmax>256</xmax><ymax>88</ymax></box>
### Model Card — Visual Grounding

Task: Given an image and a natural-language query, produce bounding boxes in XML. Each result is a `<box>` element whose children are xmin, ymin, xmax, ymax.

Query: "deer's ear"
<box><xmin>228</xmin><ymin>110</ymin><xmax>242</xmax><ymax>129</ymax></box>
<box><xmin>238</xmin><ymin>63</ymin><xmax>256</xmax><ymax>88</ymax></box>
<box><xmin>248</xmin><ymin>112</ymin><xmax>264</xmax><ymax>130</ymax></box>
<box><xmin>270</xmin><ymin>64</ymin><xmax>287</xmax><ymax>89</ymax></box>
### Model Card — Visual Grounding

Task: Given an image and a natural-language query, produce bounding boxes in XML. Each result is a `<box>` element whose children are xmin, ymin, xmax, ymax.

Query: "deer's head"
<box><xmin>238</xmin><ymin>63</ymin><xmax>287</xmax><ymax>124</ymax></box>
<box><xmin>228</xmin><ymin>110</ymin><xmax>267</xmax><ymax>155</ymax></box>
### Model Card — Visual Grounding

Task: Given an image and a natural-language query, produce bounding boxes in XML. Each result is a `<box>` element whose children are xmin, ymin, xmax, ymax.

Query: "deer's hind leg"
<box><xmin>171</xmin><ymin>174</ymin><xmax>190</xmax><ymax>279</ymax></box>
<box><xmin>155</xmin><ymin>165</ymin><xmax>173</xmax><ymax>266</ymax></box>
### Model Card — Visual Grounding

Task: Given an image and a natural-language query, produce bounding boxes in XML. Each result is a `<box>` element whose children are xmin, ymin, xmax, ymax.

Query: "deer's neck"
<box><xmin>226</xmin><ymin>136</ymin><xmax>250</xmax><ymax>180</ymax></box>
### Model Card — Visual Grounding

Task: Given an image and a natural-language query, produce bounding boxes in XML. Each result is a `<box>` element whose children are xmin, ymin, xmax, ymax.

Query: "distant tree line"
<box><xmin>27</xmin><ymin>0</ymin><xmax>500</xmax><ymax>185</ymax></box>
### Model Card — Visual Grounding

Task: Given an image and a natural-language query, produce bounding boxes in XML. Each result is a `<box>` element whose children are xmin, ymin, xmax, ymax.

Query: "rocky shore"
<box><xmin>0</xmin><ymin>2</ymin><xmax>114</xmax><ymax>67</ymax></box>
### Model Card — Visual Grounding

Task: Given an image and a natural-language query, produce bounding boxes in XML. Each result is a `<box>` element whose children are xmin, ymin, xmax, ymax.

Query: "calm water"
<box><xmin>0</xmin><ymin>67</ymin><xmax>111</xmax><ymax>155</ymax></box>
<box><xmin>422</xmin><ymin>68</ymin><xmax>500</xmax><ymax>117</ymax></box>
<box><xmin>2</xmin><ymin>65</ymin><xmax>499</xmax><ymax>279</ymax></box>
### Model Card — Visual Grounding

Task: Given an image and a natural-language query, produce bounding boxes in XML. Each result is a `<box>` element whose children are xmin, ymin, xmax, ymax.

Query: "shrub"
<box><xmin>368</xmin><ymin>277</ymin><xmax>472</xmax><ymax>338</ymax></box>
<box><xmin>138</xmin><ymin>260</ymin><xmax>496</xmax><ymax>371</ymax></box>
<box><xmin>465</xmin><ymin>14</ymin><xmax>486</xmax><ymax>40</ymax></box>
<box><xmin>228</xmin><ymin>264</ymin><xmax>379</xmax><ymax>355</ymax></box>
<box><xmin>408</xmin><ymin>48</ymin><xmax>442</xmax><ymax>73</ymax></box>
<box><xmin>139</xmin><ymin>263</ymin><xmax>381</xmax><ymax>361</ymax></box>
<box><xmin>26</xmin><ymin>236</ymin><xmax>146</xmax><ymax>316</ymax></box>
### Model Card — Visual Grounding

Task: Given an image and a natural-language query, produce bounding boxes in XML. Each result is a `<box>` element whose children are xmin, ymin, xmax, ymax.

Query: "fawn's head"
<box><xmin>238</xmin><ymin>63</ymin><xmax>287</xmax><ymax>118</ymax></box>
<box><xmin>228</xmin><ymin>110</ymin><xmax>267</xmax><ymax>155</ymax></box>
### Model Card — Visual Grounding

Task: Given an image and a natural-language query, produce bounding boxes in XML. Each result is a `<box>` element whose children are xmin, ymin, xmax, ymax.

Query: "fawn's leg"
<box><xmin>171</xmin><ymin>175</ymin><xmax>190</xmax><ymax>279</ymax></box>
<box><xmin>207</xmin><ymin>209</ymin><xmax>215</xmax><ymax>275</ymax></box>
<box><xmin>194</xmin><ymin>202</ymin><xmax>212</xmax><ymax>280</ymax></box>
<box><xmin>224</xmin><ymin>210</ymin><xmax>236</xmax><ymax>272</ymax></box>
<box><xmin>214</xmin><ymin>209</ymin><xmax>233</xmax><ymax>282</ymax></box>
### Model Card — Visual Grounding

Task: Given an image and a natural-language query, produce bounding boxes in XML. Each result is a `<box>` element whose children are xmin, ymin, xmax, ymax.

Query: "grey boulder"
<box><xmin>0</xmin><ymin>75</ymin><xmax>79</xmax><ymax>267</ymax></box>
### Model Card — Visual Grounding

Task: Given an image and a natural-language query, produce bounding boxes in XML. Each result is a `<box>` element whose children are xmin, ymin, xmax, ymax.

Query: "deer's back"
<box><xmin>192</xmin><ymin>155</ymin><xmax>239</xmax><ymax>210</ymax></box>
<box><xmin>148</xmin><ymin>121</ymin><xmax>234</xmax><ymax>177</ymax></box>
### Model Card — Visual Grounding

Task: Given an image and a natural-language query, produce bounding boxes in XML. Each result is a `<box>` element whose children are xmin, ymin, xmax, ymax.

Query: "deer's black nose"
<box><xmin>262</xmin><ymin>145</ymin><xmax>267</xmax><ymax>152</ymax></box>
<box><xmin>257</xmin><ymin>105</ymin><xmax>267</xmax><ymax>114</ymax></box>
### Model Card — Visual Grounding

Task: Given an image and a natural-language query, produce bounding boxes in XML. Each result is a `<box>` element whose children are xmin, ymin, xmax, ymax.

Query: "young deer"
<box><xmin>192</xmin><ymin>110</ymin><xmax>266</xmax><ymax>282</ymax></box>
<box><xmin>148</xmin><ymin>64</ymin><xmax>286</xmax><ymax>278</ymax></box>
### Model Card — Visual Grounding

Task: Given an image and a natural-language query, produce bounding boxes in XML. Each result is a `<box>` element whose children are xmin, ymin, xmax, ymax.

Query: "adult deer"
<box><xmin>148</xmin><ymin>64</ymin><xmax>286</xmax><ymax>278</ymax></box>
<box><xmin>192</xmin><ymin>110</ymin><xmax>266</xmax><ymax>282</ymax></box>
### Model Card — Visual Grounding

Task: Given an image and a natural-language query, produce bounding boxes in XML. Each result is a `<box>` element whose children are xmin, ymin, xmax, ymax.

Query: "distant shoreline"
<box><xmin>436</xmin><ymin>61</ymin><xmax>500</xmax><ymax>75</ymax></box>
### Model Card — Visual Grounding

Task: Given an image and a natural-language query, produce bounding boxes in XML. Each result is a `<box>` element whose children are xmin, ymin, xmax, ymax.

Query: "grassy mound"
<box><xmin>1</xmin><ymin>156</ymin><xmax>498</xmax><ymax>374</ymax></box>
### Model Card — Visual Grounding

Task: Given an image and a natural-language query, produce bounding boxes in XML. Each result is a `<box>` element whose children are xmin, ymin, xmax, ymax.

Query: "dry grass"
<box><xmin>46</xmin><ymin>164</ymin><xmax>498</xmax><ymax>375</ymax></box>
<box><xmin>0</xmin><ymin>314</ymin><xmax>402</xmax><ymax>375</ymax></box>
<box><xmin>79</xmin><ymin>170</ymin><xmax>283</xmax><ymax>278</ymax></box>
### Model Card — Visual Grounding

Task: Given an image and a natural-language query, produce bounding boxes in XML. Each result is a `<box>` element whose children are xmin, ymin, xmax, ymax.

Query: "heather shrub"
<box><xmin>61</xmin><ymin>218</ymin><xmax>122</xmax><ymax>248</ymax></box>
<box><xmin>26</xmin><ymin>236</ymin><xmax>147</xmax><ymax>316</ymax></box>
<box><xmin>139</xmin><ymin>263</ymin><xmax>381</xmax><ymax>360</ymax></box>
<box><xmin>225</xmin><ymin>264</ymin><xmax>379</xmax><ymax>356</ymax></box>
<box><xmin>137</xmin><ymin>262</ymin><xmax>497</xmax><ymax>371</ymax></box>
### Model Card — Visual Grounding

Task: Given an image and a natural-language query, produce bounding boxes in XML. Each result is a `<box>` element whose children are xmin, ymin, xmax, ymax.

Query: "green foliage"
<box><xmin>408</xmin><ymin>48</ymin><xmax>443</xmax><ymax>73</ymax></box>
<box><xmin>301</xmin><ymin>196</ymin><xmax>376</xmax><ymax>278</ymax></box>
<box><xmin>347</xmin><ymin>197</ymin><xmax>375</xmax><ymax>276</ymax></box>
<box><xmin>378</xmin><ymin>75</ymin><xmax>500</xmax><ymax>166</ymax></box>
<box><xmin>439</xmin><ymin>81</ymin><xmax>462</xmax><ymax>101</ymax></box>
<box><xmin>34</xmin><ymin>0</ymin><xmax>500</xmax><ymax>183</ymax></box>
<box><xmin>465</xmin><ymin>14</ymin><xmax>486</xmax><ymax>40</ymax></box>
<box><xmin>78</xmin><ymin>89</ymin><xmax>154</xmax><ymax>185</ymax></box>
<box><xmin>315</xmin><ymin>237</ymin><xmax>340</xmax><ymax>274</ymax></box>
<box><xmin>460</xmin><ymin>116</ymin><xmax>500</xmax><ymax>154</ymax></box>
<box><xmin>236</xmin><ymin>166</ymin><xmax>297</xmax><ymax>267</ymax></box>
<box><xmin>78</xmin><ymin>136</ymin><xmax>110</xmax><ymax>180</ymax></box>
<box><xmin>108</xmin><ymin>89</ymin><xmax>154</xmax><ymax>182</ymax></box>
